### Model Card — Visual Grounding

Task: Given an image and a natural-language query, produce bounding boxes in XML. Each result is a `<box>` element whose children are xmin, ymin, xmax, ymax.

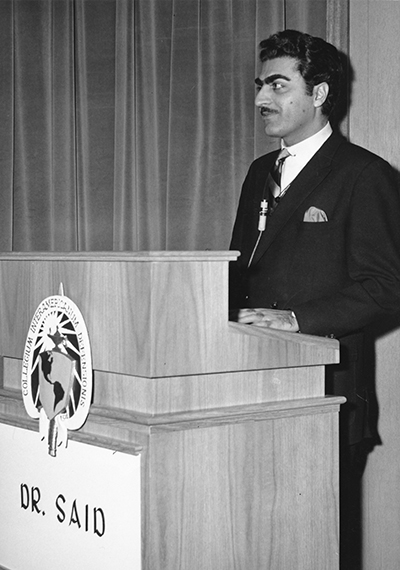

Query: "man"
<box><xmin>229</xmin><ymin>29</ymin><xmax>400</xmax><ymax>568</ymax></box>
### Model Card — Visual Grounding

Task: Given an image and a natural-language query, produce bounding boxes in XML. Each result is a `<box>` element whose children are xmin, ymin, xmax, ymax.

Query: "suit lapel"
<box><xmin>251</xmin><ymin>132</ymin><xmax>344</xmax><ymax>266</ymax></box>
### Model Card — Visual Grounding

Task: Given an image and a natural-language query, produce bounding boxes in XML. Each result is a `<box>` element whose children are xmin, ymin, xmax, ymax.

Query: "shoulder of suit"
<box><xmin>329</xmin><ymin>132</ymin><xmax>390</xmax><ymax>165</ymax></box>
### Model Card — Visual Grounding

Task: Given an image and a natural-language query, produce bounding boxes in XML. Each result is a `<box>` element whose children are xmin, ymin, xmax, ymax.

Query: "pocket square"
<box><xmin>303</xmin><ymin>206</ymin><xmax>328</xmax><ymax>222</ymax></box>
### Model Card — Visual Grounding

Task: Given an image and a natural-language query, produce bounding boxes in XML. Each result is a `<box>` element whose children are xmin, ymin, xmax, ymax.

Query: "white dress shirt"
<box><xmin>280</xmin><ymin>122</ymin><xmax>333</xmax><ymax>192</ymax></box>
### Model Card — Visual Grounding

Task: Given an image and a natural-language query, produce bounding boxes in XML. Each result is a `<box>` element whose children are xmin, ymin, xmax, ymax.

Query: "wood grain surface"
<box><xmin>0</xmin><ymin>252</ymin><xmax>342</xmax><ymax>569</ymax></box>
<box><xmin>0</xmin><ymin>252</ymin><xmax>338</xmax><ymax>377</ymax></box>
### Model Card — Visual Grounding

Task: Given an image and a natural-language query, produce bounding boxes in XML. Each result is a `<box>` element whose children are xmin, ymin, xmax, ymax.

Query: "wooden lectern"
<box><xmin>0</xmin><ymin>251</ymin><xmax>343</xmax><ymax>569</ymax></box>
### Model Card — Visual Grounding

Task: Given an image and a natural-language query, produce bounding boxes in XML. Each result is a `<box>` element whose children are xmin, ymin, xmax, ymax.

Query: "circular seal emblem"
<box><xmin>21</xmin><ymin>294</ymin><xmax>93</xmax><ymax>440</ymax></box>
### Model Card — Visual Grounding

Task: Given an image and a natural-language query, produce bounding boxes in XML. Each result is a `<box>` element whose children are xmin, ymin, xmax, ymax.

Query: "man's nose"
<box><xmin>255</xmin><ymin>85</ymin><xmax>271</xmax><ymax>107</ymax></box>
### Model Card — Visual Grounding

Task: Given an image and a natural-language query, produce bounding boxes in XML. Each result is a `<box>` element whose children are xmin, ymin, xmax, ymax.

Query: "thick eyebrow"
<box><xmin>254</xmin><ymin>73</ymin><xmax>291</xmax><ymax>87</ymax></box>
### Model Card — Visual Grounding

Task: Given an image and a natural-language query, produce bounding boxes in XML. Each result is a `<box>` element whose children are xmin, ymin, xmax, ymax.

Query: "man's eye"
<box><xmin>272</xmin><ymin>82</ymin><xmax>283</xmax><ymax>90</ymax></box>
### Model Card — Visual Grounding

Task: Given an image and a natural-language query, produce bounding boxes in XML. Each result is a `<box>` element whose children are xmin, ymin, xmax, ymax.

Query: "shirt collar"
<box><xmin>278</xmin><ymin>123</ymin><xmax>333</xmax><ymax>190</ymax></box>
<box><xmin>282</xmin><ymin>122</ymin><xmax>333</xmax><ymax>158</ymax></box>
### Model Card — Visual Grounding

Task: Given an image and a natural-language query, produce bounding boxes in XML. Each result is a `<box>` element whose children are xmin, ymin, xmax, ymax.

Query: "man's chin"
<box><xmin>264</xmin><ymin>126</ymin><xmax>281</xmax><ymax>139</ymax></box>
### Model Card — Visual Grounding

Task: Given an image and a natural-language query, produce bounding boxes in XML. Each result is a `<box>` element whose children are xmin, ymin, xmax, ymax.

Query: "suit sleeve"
<box><xmin>293</xmin><ymin>158</ymin><xmax>400</xmax><ymax>337</ymax></box>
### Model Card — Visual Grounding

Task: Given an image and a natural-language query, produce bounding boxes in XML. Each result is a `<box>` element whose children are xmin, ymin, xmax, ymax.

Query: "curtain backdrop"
<box><xmin>0</xmin><ymin>0</ymin><xmax>347</xmax><ymax>252</ymax></box>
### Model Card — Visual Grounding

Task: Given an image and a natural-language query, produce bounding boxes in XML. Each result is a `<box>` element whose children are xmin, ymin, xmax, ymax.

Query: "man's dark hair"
<box><xmin>259</xmin><ymin>29</ymin><xmax>343</xmax><ymax>117</ymax></box>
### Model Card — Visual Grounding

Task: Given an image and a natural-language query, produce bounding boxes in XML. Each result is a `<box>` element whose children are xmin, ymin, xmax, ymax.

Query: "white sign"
<box><xmin>0</xmin><ymin>423</ymin><xmax>141</xmax><ymax>570</ymax></box>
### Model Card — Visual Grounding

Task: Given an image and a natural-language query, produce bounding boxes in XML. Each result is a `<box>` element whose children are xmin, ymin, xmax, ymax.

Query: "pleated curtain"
<box><xmin>0</xmin><ymin>0</ymin><xmax>347</xmax><ymax>252</ymax></box>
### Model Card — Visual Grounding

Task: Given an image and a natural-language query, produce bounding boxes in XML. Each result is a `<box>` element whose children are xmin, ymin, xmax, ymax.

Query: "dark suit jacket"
<box><xmin>229</xmin><ymin>131</ymin><xmax>400</xmax><ymax>445</ymax></box>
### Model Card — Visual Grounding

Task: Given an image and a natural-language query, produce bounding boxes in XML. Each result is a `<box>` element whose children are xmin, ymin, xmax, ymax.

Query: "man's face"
<box><xmin>255</xmin><ymin>56</ymin><xmax>326</xmax><ymax>146</ymax></box>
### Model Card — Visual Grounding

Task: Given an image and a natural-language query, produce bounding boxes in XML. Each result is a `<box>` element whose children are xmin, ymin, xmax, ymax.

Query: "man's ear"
<box><xmin>313</xmin><ymin>82</ymin><xmax>329</xmax><ymax>109</ymax></box>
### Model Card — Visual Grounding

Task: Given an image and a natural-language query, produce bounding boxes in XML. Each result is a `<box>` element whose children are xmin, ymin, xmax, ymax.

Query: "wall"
<box><xmin>349</xmin><ymin>2</ymin><xmax>400</xmax><ymax>568</ymax></box>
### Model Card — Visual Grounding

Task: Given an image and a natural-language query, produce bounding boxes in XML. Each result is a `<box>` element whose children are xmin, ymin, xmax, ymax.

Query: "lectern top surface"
<box><xmin>0</xmin><ymin>250</ymin><xmax>240</xmax><ymax>262</ymax></box>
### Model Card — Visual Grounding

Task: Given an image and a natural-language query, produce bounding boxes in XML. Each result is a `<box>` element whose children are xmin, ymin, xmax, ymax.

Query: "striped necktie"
<box><xmin>268</xmin><ymin>147</ymin><xmax>290</xmax><ymax>212</ymax></box>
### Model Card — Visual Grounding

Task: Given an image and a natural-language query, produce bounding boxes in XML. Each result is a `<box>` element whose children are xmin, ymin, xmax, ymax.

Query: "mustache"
<box><xmin>260</xmin><ymin>106</ymin><xmax>278</xmax><ymax>116</ymax></box>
